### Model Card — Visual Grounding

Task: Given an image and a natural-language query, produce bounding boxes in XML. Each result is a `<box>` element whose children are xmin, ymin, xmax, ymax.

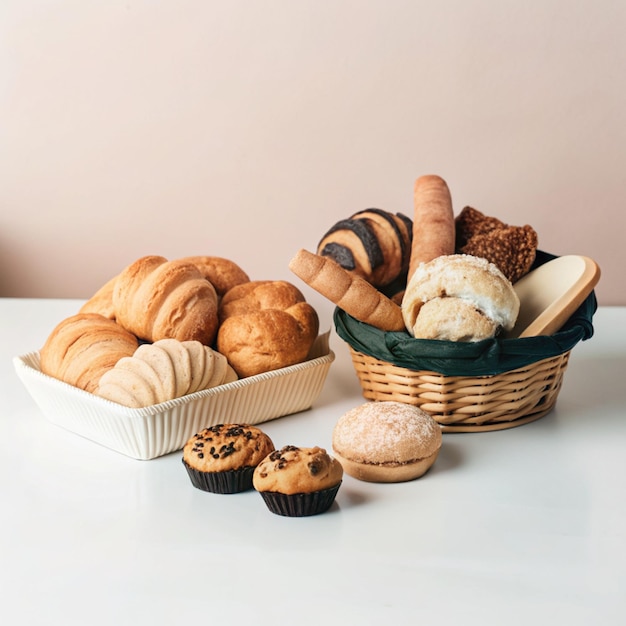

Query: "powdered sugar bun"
<box><xmin>332</xmin><ymin>401</ymin><xmax>442</xmax><ymax>483</ymax></box>
<box><xmin>401</xmin><ymin>254</ymin><xmax>520</xmax><ymax>341</ymax></box>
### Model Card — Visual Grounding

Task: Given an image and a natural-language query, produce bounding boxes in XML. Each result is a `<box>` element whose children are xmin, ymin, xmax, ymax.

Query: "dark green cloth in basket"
<box><xmin>334</xmin><ymin>251</ymin><xmax>597</xmax><ymax>377</ymax></box>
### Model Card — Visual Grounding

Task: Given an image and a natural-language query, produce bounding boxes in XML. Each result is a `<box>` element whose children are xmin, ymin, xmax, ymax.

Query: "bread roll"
<box><xmin>217</xmin><ymin>280</ymin><xmax>319</xmax><ymax>378</ymax></box>
<box><xmin>332</xmin><ymin>401</ymin><xmax>442</xmax><ymax>483</ymax></box>
<box><xmin>401</xmin><ymin>254</ymin><xmax>520</xmax><ymax>341</ymax></box>
<box><xmin>176</xmin><ymin>256</ymin><xmax>250</xmax><ymax>297</ymax></box>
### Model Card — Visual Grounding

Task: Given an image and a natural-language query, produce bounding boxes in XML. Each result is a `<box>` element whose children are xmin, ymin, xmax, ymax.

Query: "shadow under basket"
<box><xmin>335</xmin><ymin>251</ymin><xmax>598</xmax><ymax>433</ymax></box>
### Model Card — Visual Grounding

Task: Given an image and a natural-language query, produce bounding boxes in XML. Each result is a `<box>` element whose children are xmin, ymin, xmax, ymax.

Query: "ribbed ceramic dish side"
<box><xmin>13</xmin><ymin>337</ymin><xmax>334</xmax><ymax>460</ymax></box>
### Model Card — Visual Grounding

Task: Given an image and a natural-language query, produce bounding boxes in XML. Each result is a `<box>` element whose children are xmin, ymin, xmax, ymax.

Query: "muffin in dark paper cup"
<box><xmin>182</xmin><ymin>462</ymin><xmax>257</xmax><ymax>494</ymax></box>
<box><xmin>258</xmin><ymin>483</ymin><xmax>342</xmax><ymax>517</ymax></box>
<box><xmin>253</xmin><ymin>445</ymin><xmax>343</xmax><ymax>516</ymax></box>
<box><xmin>182</xmin><ymin>424</ymin><xmax>275</xmax><ymax>494</ymax></box>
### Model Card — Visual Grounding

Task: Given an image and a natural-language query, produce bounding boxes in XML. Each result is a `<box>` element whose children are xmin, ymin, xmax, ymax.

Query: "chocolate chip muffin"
<box><xmin>182</xmin><ymin>424</ymin><xmax>275</xmax><ymax>494</ymax></box>
<box><xmin>253</xmin><ymin>445</ymin><xmax>343</xmax><ymax>516</ymax></box>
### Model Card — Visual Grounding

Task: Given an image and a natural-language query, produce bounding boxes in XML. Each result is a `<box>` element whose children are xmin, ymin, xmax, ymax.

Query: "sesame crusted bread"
<box><xmin>455</xmin><ymin>206</ymin><xmax>538</xmax><ymax>284</ymax></box>
<box><xmin>332</xmin><ymin>401</ymin><xmax>442</xmax><ymax>483</ymax></box>
<box><xmin>289</xmin><ymin>248</ymin><xmax>405</xmax><ymax>332</ymax></box>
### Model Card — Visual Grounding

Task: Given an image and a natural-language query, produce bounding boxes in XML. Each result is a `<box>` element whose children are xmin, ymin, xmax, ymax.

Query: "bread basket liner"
<box><xmin>13</xmin><ymin>332</ymin><xmax>334</xmax><ymax>461</ymax></box>
<box><xmin>335</xmin><ymin>252</ymin><xmax>596</xmax><ymax>378</ymax></box>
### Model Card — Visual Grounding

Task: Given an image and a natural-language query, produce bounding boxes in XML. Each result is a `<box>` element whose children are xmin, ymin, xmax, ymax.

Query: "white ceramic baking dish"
<box><xmin>14</xmin><ymin>333</ymin><xmax>334</xmax><ymax>460</ymax></box>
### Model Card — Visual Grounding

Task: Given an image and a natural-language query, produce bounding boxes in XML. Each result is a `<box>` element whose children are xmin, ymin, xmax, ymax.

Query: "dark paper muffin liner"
<box><xmin>182</xmin><ymin>459</ymin><xmax>255</xmax><ymax>494</ymax></box>
<box><xmin>258</xmin><ymin>482</ymin><xmax>341</xmax><ymax>517</ymax></box>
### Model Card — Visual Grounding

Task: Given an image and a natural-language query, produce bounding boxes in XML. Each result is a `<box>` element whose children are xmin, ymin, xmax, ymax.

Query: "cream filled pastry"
<box><xmin>332</xmin><ymin>401</ymin><xmax>442</xmax><ymax>483</ymax></box>
<box><xmin>401</xmin><ymin>254</ymin><xmax>520</xmax><ymax>342</ymax></box>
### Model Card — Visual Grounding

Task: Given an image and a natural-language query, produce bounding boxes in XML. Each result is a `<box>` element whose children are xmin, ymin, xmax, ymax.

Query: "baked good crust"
<box><xmin>217</xmin><ymin>280</ymin><xmax>319</xmax><ymax>378</ymax></box>
<box><xmin>289</xmin><ymin>248</ymin><xmax>405</xmax><ymax>332</ymax></box>
<box><xmin>409</xmin><ymin>297</ymin><xmax>498</xmax><ymax>342</ymax></box>
<box><xmin>332</xmin><ymin>401</ymin><xmax>442</xmax><ymax>483</ymax></box>
<box><xmin>177</xmin><ymin>255</ymin><xmax>250</xmax><ymax>297</ymax></box>
<box><xmin>402</xmin><ymin>254</ymin><xmax>520</xmax><ymax>340</ymax></box>
<box><xmin>113</xmin><ymin>255</ymin><xmax>219</xmax><ymax>345</ymax></box>
<box><xmin>253</xmin><ymin>445</ymin><xmax>343</xmax><ymax>495</ymax></box>
<box><xmin>455</xmin><ymin>206</ymin><xmax>538</xmax><ymax>283</ymax></box>
<box><xmin>332</xmin><ymin>449</ymin><xmax>440</xmax><ymax>483</ymax></box>
<box><xmin>39</xmin><ymin>313</ymin><xmax>139</xmax><ymax>394</ymax></box>
<box><xmin>183</xmin><ymin>424</ymin><xmax>275</xmax><ymax>473</ymax></box>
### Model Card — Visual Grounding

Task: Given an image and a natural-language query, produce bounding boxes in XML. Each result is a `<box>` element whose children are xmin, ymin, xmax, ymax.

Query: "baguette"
<box><xmin>288</xmin><ymin>249</ymin><xmax>405</xmax><ymax>332</ymax></box>
<box><xmin>407</xmin><ymin>175</ymin><xmax>455</xmax><ymax>281</ymax></box>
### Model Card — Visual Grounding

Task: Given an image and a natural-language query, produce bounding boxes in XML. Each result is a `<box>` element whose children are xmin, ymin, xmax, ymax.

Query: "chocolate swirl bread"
<box><xmin>317</xmin><ymin>208</ymin><xmax>413</xmax><ymax>288</ymax></box>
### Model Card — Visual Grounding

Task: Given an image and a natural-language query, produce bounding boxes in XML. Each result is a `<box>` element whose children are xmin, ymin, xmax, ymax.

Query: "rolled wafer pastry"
<box><xmin>407</xmin><ymin>175</ymin><xmax>455</xmax><ymax>281</ymax></box>
<box><xmin>317</xmin><ymin>208</ymin><xmax>413</xmax><ymax>287</ymax></box>
<box><xmin>288</xmin><ymin>249</ymin><xmax>405</xmax><ymax>332</ymax></box>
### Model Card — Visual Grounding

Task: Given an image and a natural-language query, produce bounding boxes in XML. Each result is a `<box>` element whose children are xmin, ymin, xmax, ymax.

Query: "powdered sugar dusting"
<box><xmin>333</xmin><ymin>401</ymin><xmax>441</xmax><ymax>463</ymax></box>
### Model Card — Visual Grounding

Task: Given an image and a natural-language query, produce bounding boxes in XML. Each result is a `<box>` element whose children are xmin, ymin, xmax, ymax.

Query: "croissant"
<box><xmin>79</xmin><ymin>274</ymin><xmax>118</xmax><ymax>320</ymax></box>
<box><xmin>317</xmin><ymin>208</ymin><xmax>413</xmax><ymax>288</ymax></box>
<box><xmin>95</xmin><ymin>339</ymin><xmax>237</xmax><ymax>408</ymax></box>
<box><xmin>112</xmin><ymin>255</ymin><xmax>219</xmax><ymax>345</ymax></box>
<box><xmin>40</xmin><ymin>313</ymin><xmax>139</xmax><ymax>393</ymax></box>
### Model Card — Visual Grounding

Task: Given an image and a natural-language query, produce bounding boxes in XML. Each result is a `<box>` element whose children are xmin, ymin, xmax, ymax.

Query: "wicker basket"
<box><xmin>335</xmin><ymin>252</ymin><xmax>596</xmax><ymax>433</ymax></box>
<box><xmin>348</xmin><ymin>348</ymin><xmax>570</xmax><ymax>432</ymax></box>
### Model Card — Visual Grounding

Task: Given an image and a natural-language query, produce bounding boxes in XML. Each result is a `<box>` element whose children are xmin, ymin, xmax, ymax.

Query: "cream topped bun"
<box><xmin>332</xmin><ymin>401</ymin><xmax>442</xmax><ymax>483</ymax></box>
<box><xmin>401</xmin><ymin>254</ymin><xmax>520</xmax><ymax>341</ymax></box>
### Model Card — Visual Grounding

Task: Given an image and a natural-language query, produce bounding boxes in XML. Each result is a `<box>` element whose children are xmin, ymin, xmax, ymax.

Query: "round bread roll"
<box><xmin>401</xmin><ymin>254</ymin><xmax>520</xmax><ymax>341</ymax></box>
<box><xmin>176</xmin><ymin>256</ymin><xmax>250</xmax><ymax>298</ymax></box>
<box><xmin>409</xmin><ymin>297</ymin><xmax>498</xmax><ymax>342</ymax></box>
<box><xmin>332</xmin><ymin>401</ymin><xmax>442</xmax><ymax>483</ymax></box>
<box><xmin>217</xmin><ymin>280</ymin><xmax>319</xmax><ymax>378</ymax></box>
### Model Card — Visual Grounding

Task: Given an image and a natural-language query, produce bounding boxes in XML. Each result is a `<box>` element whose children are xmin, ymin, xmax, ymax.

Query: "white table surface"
<box><xmin>1</xmin><ymin>298</ymin><xmax>625</xmax><ymax>625</ymax></box>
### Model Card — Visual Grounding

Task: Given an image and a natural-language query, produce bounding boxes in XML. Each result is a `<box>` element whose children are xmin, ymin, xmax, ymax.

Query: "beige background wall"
<box><xmin>1</xmin><ymin>1</ymin><xmax>624</xmax><ymax>319</ymax></box>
